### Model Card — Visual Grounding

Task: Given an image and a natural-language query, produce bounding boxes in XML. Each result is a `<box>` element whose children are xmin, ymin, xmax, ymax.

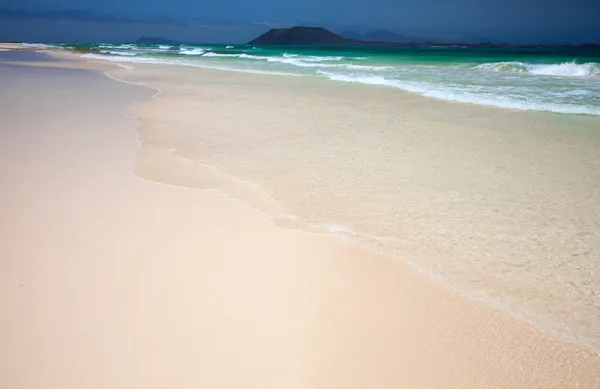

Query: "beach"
<box><xmin>1</xmin><ymin>45</ymin><xmax>600</xmax><ymax>388</ymax></box>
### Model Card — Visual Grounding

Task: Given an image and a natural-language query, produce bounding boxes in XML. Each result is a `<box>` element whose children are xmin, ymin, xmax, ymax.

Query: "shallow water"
<box><xmin>115</xmin><ymin>65</ymin><xmax>600</xmax><ymax>355</ymax></box>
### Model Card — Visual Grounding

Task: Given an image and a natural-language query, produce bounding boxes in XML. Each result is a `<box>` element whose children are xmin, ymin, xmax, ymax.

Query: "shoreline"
<box><xmin>21</xmin><ymin>42</ymin><xmax>600</xmax><ymax>350</ymax></box>
<box><xmin>40</xmin><ymin>43</ymin><xmax>600</xmax><ymax>355</ymax></box>
<box><xmin>10</xmin><ymin>42</ymin><xmax>600</xmax><ymax>340</ymax></box>
<box><xmin>100</xmin><ymin>55</ymin><xmax>600</xmax><ymax>356</ymax></box>
<box><xmin>117</xmin><ymin>63</ymin><xmax>600</xmax><ymax>355</ymax></box>
<box><xmin>2</xmin><ymin>44</ymin><xmax>600</xmax><ymax>387</ymax></box>
<box><xmin>50</xmin><ymin>42</ymin><xmax>600</xmax><ymax>116</ymax></box>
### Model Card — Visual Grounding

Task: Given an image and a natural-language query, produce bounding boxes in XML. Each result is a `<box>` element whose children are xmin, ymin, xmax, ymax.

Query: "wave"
<box><xmin>179</xmin><ymin>48</ymin><xmax>207</xmax><ymax>55</ymax></box>
<box><xmin>100</xmin><ymin>50</ymin><xmax>138</xmax><ymax>56</ymax></box>
<box><xmin>96</xmin><ymin>44</ymin><xmax>176</xmax><ymax>55</ymax></box>
<box><xmin>82</xmin><ymin>53</ymin><xmax>166</xmax><ymax>64</ymax></box>
<box><xmin>202</xmin><ymin>52</ymin><xmax>270</xmax><ymax>60</ymax></box>
<box><xmin>318</xmin><ymin>71</ymin><xmax>600</xmax><ymax>115</ymax></box>
<box><xmin>80</xmin><ymin>53</ymin><xmax>302</xmax><ymax>77</ymax></box>
<box><xmin>88</xmin><ymin>46</ymin><xmax>389</xmax><ymax>71</ymax></box>
<box><xmin>201</xmin><ymin>52</ymin><xmax>229</xmax><ymax>58</ymax></box>
<box><xmin>21</xmin><ymin>43</ymin><xmax>55</xmax><ymax>49</ymax></box>
<box><xmin>191</xmin><ymin>51</ymin><xmax>389</xmax><ymax>71</ymax></box>
<box><xmin>265</xmin><ymin>56</ymin><xmax>393</xmax><ymax>71</ymax></box>
<box><xmin>530</xmin><ymin>62</ymin><xmax>600</xmax><ymax>77</ymax></box>
<box><xmin>475</xmin><ymin>61</ymin><xmax>600</xmax><ymax>77</ymax></box>
<box><xmin>282</xmin><ymin>53</ymin><xmax>345</xmax><ymax>62</ymax></box>
<box><xmin>102</xmin><ymin>44</ymin><xmax>135</xmax><ymax>50</ymax></box>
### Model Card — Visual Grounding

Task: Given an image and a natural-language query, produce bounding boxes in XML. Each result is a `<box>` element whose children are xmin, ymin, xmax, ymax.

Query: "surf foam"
<box><xmin>319</xmin><ymin>71</ymin><xmax>600</xmax><ymax>115</ymax></box>
<box><xmin>475</xmin><ymin>61</ymin><xmax>600</xmax><ymax>77</ymax></box>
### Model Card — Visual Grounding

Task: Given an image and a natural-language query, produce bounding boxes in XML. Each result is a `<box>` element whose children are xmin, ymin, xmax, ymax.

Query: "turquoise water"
<box><xmin>61</xmin><ymin>43</ymin><xmax>600</xmax><ymax>115</ymax></box>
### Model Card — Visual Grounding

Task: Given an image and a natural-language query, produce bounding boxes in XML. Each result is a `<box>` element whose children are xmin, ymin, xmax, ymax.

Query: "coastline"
<box><xmin>1</xmin><ymin>44</ymin><xmax>600</xmax><ymax>387</ymax></box>
<box><xmin>102</xmin><ymin>55</ymin><xmax>600</xmax><ymax>354</ymax></box>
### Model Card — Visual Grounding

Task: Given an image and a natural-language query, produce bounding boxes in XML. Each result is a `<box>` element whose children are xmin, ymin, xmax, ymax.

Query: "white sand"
<box><xmin>1</xmin><ymin>51</ymin><xmax>599</xmax><ymax>388</ymax></box>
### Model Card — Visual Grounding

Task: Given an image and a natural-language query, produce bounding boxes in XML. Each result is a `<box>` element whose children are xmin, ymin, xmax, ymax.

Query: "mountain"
<box><xmin>577</xmin><ymin>43</ymin><xmax>600</xmax><ymax>48</ymax></box>
<box><xmin>248</xmin><ymin>26</ymin><xmax>356</xmax><ymax>45</ymax></box>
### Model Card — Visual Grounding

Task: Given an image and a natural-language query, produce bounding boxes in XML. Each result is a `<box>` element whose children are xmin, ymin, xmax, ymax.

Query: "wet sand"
<box><xmin>113</xmin><ymin>61</ymin><xmax>600</xmax><ymax>354</ymax></box>
<box><xmin>1</xmin><ymin>46</ymin><xmax>599</xmax><ymax>388</ymax></box>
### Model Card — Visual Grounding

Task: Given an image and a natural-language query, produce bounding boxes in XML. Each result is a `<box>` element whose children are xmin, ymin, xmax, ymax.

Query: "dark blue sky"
<box><xmin>2</xmin><ymin>0</ymin><xmax>600</xmax><ymax>43</ymax></box>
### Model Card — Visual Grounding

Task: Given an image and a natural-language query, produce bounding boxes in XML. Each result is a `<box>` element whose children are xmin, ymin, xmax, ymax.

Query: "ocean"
<box><xmin>52</xmin><ymin>42</ymin><xmax>600</xmax><ymax>355</ymax></box>
<box><xmin>63</xmin><ymin>42</ymin><xmax>600</xmax><ymax>115</ymax></box>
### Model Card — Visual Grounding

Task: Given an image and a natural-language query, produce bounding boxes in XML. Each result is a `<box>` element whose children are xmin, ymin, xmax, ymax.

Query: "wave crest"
<box><xmin>318</xmin><ymin>71</ymin><xmax>600</xmax><ymax>115</ymax></box>
<box><xmin>475</xmin><ymin>61</ymin><xmax>600</xmax><ymax>77</ymax></box>
<box><xmin>179</xmin><ymin>48</ymin><xmax>207</xmax><ymax>55</ymax></box>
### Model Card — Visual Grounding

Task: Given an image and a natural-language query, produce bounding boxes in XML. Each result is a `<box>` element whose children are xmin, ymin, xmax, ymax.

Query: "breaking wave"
<box><xmin>179</xmin><ymin>48</ymin><xmax>207</xmax><ymax>55</ymax></box>
<box><xmin>319</xmin><ymin>71</ymin><xmax>600</xmax><ymax>115</ymax></box>
<box><xmin>475</xmin><ymin>61</ymin><xmax>600</xmax><ymax>77</ymax></box>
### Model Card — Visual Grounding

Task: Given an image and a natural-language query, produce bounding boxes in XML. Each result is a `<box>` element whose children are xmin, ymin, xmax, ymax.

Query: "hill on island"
<box><xmin>248</xmin><ymin>27</ymin><xmax>357</xmax><ymax>45</ymax></box>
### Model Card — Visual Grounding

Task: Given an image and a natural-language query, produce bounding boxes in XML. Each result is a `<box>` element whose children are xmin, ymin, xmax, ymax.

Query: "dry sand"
<box><xmin>1</xmin><ymin>48</ymin><xmax>600</xmax><ymax>388</ymax></box>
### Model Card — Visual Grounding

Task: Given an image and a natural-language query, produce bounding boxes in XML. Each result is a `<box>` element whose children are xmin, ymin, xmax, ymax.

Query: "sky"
<box><xmin>1</xmin><ymin>0</ymin><xmax>600</xmax><ymax>44</ymax></box>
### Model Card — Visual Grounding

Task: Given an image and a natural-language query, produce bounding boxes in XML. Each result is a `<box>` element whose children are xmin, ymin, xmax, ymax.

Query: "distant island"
<box><xmin>248</xmin><ymin>27</ymin><xmax>355</xmax><ymax>46</ymax></box>
<box><xmin>249</xmin><ymin>26</ymin><xmax>600</xmax><ymax>49</ymax></box>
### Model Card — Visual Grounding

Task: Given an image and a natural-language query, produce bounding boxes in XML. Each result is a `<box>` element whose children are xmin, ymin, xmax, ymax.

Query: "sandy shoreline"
<box><xmin>1</xmin><ymin>45</ymin><xmax>600</xmax><ymax>388</ymax></box>
<box><xmin>109</xmin><ymin>55</ymin><xmax>600</xmax><ymax>354</ymax></box>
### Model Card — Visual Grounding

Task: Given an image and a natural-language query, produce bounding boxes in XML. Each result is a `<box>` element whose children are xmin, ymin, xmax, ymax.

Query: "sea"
<box><xmin>46</xmin><ymin>42</ymin><xmax>600</xmax><ymax>355</ymax></box>
<box><xmin>59</xmin><ymin>42</ymin><xmax>600</xmax><ymax>115</ymax></box>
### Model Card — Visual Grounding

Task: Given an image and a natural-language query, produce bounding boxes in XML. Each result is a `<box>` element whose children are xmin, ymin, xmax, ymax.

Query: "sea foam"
<box><xmin>319</xmin><ymin>71</ymin><xmax>600</xmax><ymax>115</ymax></box>
<box><xmin>179</xmin><ymin>48</ymin><xmax>207</xmax><ymax>55</ymax></box>
<box><xmin>475</xmin><ymin>61</ymin><xmax>600</xmax><ymax>77</ymax></box>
